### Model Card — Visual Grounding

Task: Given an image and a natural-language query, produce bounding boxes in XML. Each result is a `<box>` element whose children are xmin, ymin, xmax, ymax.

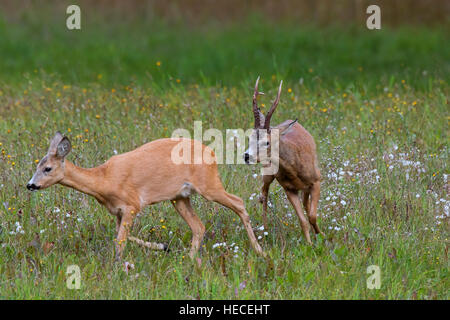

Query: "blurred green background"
<box><xmin>0</xmin><ymin>0</ymin><xmax>448</xmax><ymax>89</ymax></box>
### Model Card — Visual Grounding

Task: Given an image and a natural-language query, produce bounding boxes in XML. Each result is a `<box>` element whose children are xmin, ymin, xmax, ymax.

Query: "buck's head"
<box><xmin>244</xmin><ymin>77</ymin><xmax>295</xmax><ymax>164</ymax></box>
<box><xmin>27</xmin><ymin>132</ymin><xmax>72</xmax><ymax>191</ymax></box>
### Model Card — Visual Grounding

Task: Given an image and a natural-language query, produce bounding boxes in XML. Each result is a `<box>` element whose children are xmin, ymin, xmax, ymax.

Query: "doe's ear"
<box><xmin>279</xmin><ymin>119</ymin><xmax>298</xmax><ymax>136</ymax></box>
<box><xmin>48</xmin><ymin>131</ymin><xmax>63</xmax><ymax>154</ymax></box>
<box><xmin>56</xmin><ymin>137</ymin><xmax>72</xmax><ymax>159</ymax></box>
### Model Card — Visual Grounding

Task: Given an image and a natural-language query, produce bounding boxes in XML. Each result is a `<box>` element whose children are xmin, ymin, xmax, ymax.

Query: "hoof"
<box><xmin>163</xmin><ymin>243</ymin><xmax>171</xmax><ymax>253</ymax></box>
<box><xmin>258</xmin><ymin>194</ymin><xmax>265</xmax><ymax>204</ymax></box>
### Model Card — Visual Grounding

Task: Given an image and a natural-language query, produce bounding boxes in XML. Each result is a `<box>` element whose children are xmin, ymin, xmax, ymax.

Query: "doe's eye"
<box><xmin>44</xmin><ymin>167</ymin><xmax>52</xmax><ymax>172</ymax></box>
<box><xmin>266</xmin><ymin>141</ymin><xmax>270</xmax><ymax>146</ymax></box>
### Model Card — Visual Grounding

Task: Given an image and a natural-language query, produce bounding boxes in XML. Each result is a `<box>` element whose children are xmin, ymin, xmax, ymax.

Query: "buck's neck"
<box><xmin>60</xmin><ymin>160</ymin><xmax>106</xmax><ymax>202</ymax></box>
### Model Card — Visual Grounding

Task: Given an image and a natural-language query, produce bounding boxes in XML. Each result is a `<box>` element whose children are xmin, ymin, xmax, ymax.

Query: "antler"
<box><xmin>253</xmin><ymin>76</ymin><xmax>265</xmax><ymax>128</ymax></box>
<box><xmin>264</xmin><ymin>80</ymin><xmax>283</xmax><ymax>130</ymax></box>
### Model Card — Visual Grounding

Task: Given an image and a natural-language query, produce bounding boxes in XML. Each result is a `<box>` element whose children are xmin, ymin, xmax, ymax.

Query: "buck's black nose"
<box><xmin>244</xmin><ymin>153</ymin><xmax>250</xmax><ymax>164</ymax></box>
<box><xmin>27</xmin><ymin>183</ymin><xmax>40</xmax><ymax>191</ymax></box>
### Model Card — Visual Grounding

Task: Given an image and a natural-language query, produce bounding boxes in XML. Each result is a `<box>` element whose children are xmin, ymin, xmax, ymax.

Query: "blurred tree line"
<box><xmin>1</xmin><ymin>0</ymin><xmax>449</xmax><ymax>27</ymax></box>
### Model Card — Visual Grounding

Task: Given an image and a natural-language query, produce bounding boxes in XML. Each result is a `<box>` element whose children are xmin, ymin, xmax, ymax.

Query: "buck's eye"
<box><xmin>266</xmin><ymin>141</ymin><xmax>270</xmax><ymax>146</ymax></box>
<box><xmin>44</xmin><ymin>167</ymin><xmax>52</xmax><ymax>173</ymax></box>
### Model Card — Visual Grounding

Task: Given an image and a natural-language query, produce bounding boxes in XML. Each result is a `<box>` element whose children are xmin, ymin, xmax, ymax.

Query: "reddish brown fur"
<box><xmin>250</xmin><ymin>79</ymin><xmax>323</xmax><ymax>244</ymax></box>
<box><xmin>276</xmin><ymin>120</ymin><xmax>320</xmax><ymax>191</ymax></box>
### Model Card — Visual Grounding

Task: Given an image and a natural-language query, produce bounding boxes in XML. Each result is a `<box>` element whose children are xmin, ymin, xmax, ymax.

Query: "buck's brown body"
<box><xmin>275</xmin><ymin>120</ymin><xmax>320</xmax><ymax>191</ymax></box>
<box><xmin>245</xmin><ymin>77</ymin><xmax>323</xmax><ymax>244</ymax></box>
<box><xmin>28</xmin><ymin>134</ymin><xmax>264</xmax><ymax>260</ymax></box>
<box><xmin>263</xmin><ymin>120</ymin><xmax>322</xmax><ymax>243</ymax></box>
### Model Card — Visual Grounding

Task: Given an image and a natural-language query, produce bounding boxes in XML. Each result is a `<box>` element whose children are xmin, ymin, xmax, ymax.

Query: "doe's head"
<box><xmin>27</xmin><ymin>132</ymin><xmax>72</xmax><ymax>191</ymax></box>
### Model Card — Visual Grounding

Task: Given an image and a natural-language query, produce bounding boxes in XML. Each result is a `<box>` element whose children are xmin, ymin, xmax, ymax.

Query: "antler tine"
<box><xmin>252</xmin><ymin>76</ymin><xmax>265</xmax><ymax>128</ymax></box>
<box><xmin>264</xmin><ymin>80</ymin><xmax>283</xmax><ymax>129</ymax></box>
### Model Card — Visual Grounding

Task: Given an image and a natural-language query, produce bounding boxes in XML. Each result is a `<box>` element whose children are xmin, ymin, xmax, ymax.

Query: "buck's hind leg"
<box><xmin>309</xmin><ymin>181</ymin><xmax>323</xmax><ymax>236</ymax></box>
<box><xmin>302</xmin><ymin>191</ymin><xmax>311</xmax><ymax>216</ymax></box>
<box><xmin>172</xmin><ymin>198</ymin><xmax>205</xmax><ymax>259</ymax></box>
<box><xmin>285</xmin><ymin>189</ymin><xmax>312</xmax><ymax>245</ymax></box>
<box><xmin>303</xmin><ymin>190</ymin><xmax>319</xmax><ymax>239</ymax></box>
<box><xmin>302</xmin><ymin>190</ymin><xmax>315</xmax><ymax>232</ymax></box>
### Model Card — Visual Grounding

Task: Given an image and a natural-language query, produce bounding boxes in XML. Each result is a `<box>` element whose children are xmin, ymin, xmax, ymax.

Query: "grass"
<box><xmin>0</xmin><ymin>15</ymin><xmax>448</xmax><ymax>299</ymax></box>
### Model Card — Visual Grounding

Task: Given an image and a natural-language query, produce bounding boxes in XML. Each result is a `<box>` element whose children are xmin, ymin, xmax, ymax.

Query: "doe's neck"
<box><xmin>59</xmin><ymin>160</ymin><xmax>106</xmax><ymax>200</ymax></box>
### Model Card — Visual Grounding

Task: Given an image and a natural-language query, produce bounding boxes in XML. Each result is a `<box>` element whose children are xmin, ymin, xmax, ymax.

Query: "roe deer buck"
<box><xmin>244</xmin><ymin>77</ymin><xmax>323</xmax><ymax>244</ymax></box>
<box><xmin>27</xmin><ymin>132</ymin><xmax>264</xmax><ymax>260</ymax></box>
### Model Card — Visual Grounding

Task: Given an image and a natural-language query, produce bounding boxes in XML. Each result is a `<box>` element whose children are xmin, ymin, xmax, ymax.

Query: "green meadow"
<box><xmin>0</xmin><ymin>12</ymin><xmax>448</xmax><ymax>299</ymax></box>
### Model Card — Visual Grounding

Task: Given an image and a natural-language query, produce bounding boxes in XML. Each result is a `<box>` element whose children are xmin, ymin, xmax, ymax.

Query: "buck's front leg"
<box><xmin>115</xmin><ymin>207</ymin><xmax>137</xmax><ymax>261</ymax></box>
<box><xmin>259</xmin><ymin>174</ymin><xmax>274</xmax><ymax>227</ymax></box>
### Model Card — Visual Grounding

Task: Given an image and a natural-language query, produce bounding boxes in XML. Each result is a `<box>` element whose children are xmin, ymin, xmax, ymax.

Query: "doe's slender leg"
<box><xmin>115</xmin><ymin>207</ymin><xmax>137</xmax><ymax>261</ymax></box>
<box><xmin>204</xmin><ymin>189</ymin><xmax>265</xmax><ymax>257</ymax></box>
<box><xmin>172</xmin><ymin>198</ymin><xmax>205</xmax><ymax>259</ymax></box>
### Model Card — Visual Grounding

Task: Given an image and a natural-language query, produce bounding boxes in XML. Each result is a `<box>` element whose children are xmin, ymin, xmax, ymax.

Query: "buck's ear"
<box><xmin>279</xmin><ymin>119</ymin><xmax>297</xmax><ymax>136</ymax></box>
<box><xmin>56</xmin><ymin>137</ymin><xmax>72</xmax><ymax>159</ymax></box>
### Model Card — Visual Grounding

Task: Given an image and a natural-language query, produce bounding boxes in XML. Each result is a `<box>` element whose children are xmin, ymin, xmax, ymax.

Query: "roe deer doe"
<box><xmin>27</xmin><ymin>132</ymin><xmax>265</xmax><ymax>260</ymax></box>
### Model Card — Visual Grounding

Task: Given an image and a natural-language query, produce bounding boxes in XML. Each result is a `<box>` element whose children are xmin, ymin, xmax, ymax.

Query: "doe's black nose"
<box><xmin>244</xmin><ymin>153</ymin><xmax>250</xmax><ymax>163</ymax></box>
<box><xmin>27</xmin><ymin>183</ymin><xmax>40</xmax><ymax>191</ymax></box>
